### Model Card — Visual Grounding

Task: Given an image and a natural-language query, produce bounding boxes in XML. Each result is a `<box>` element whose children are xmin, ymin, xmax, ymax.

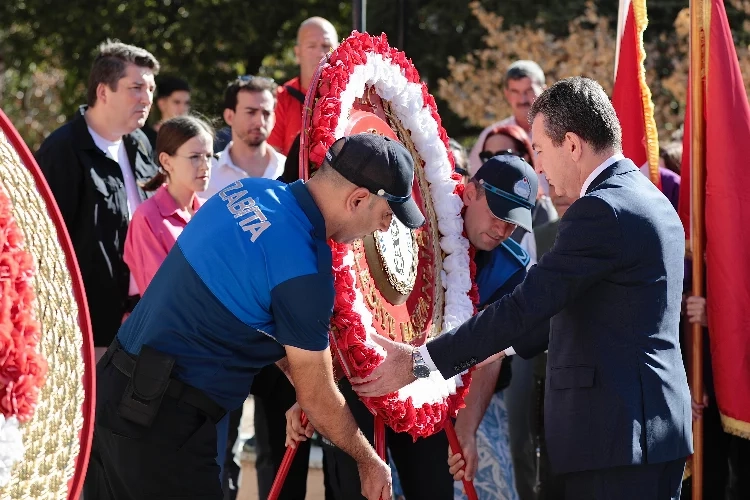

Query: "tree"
<box><xmin>437</xmin><ymin>0</ymin><xmax>750</xmax><ymax>143</ymax></box>
<box><xmin>0</xmin><ymin>0</ymin><xmax>350</xmax><ymax>149</ymax></box>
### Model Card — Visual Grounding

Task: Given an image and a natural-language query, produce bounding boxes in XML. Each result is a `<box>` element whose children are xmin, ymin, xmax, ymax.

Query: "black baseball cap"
<box><xmin>473</xmin><ymin>154</ymin><xmax>538</xmax><ymax>232</ymax></box>
<box><xmin>325</xmin><ymin>134</ymin><xmax>425</xmax><ymax>229</ymax></box>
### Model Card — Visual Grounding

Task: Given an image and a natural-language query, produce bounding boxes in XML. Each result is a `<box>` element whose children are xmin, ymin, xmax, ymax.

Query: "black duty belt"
<box><xmin>106</xmin><ymin>342</ymin><xmax>226</xmax><ymax>424</ymax></box>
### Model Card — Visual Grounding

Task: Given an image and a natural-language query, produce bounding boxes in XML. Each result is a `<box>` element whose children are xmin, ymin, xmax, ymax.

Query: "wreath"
<box><xmin>306</xmin><ymin>32</ymin><xmax>479</xmax><ymax>440</ymax></box>
<box><xmin>0</xmin><ymin>186</ymin><xmax>47</xmax><ymax>485</ymax></box>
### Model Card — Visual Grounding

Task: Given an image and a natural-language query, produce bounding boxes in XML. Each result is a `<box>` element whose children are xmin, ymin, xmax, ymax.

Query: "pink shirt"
<box><xmin>124</xmin><ymin>185</ymin><xmax>204</xmax><ymax>294</ymax></box>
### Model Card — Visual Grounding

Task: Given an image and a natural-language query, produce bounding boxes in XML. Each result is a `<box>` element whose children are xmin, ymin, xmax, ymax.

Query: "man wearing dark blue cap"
<box><xmin>84</xmin><ymin>133</ymin><xmax>423</xmax><ymax>500</ymax></box>
<box><xmin>447</xmin><ymin>155</ymin><xmax>540</xmax><ymax>500</ymax></box>
<box><xmin>287</xmin><ymin>154</ymin><xmax>538</xmax><ymax>500</ymax></box>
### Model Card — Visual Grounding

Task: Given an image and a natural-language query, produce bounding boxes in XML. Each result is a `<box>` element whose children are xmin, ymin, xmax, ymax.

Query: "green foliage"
<box><xmin>2</xmin><ymin>0</ymin><xmax>743</xmax><ymax>150</ymax></box>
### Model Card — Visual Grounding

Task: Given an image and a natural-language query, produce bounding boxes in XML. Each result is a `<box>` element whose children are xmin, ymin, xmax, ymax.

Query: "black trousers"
<box><xmin>221</xmin><ymin>407</ymin><xmax>243</xmax><ymax>499</ymax></box>
<box><xmin>83</xmin><ymin>360</ymin><xmax>223</xmax><ymax>499</ymax></box>
<box><xmin>250</xmin><ymin>364</ymin><xmax>312</xmax><ymax>500</ymax></box>
<box><xmin>323</xmin><ymin>379</ymin><xmax>453</xmax><ymax>500</ymax></box>
<box><xmin>562</xmin><ymin>457</ymin><xmax>686</xmax><ymax>500</ymax></box>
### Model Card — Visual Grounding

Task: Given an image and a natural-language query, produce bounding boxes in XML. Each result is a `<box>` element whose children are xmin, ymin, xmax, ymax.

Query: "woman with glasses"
<box><xmin>124</xmin><ymin>115</ymin><xmax>214</xmax><ymax>294</ymax></box>
<box><xmin>478</xmin><ymin>124</ymin><xmax>534</xmax><ymax>169</ymax></box>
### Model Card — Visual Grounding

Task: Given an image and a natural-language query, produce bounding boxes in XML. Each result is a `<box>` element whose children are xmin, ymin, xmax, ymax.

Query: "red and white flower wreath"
<box><xmin>0</xmin><ymin>187</ymin><xmax>47</xmax><ymax>485</ymax></box>
<box><xmin>309</xmin><ymin>32</ymin><xmax>479</xmax><ymax>440</ymax></box>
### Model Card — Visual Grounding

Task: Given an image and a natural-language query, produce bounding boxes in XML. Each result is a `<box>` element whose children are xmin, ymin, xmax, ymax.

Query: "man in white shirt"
<box><xmin>468</xmin><ymin>60</ymin><xmax>547</xmax><ymax>175</ymax></box>
<box><xmin>36</xmin><ymin>41</ymin><xmax>160</xmax><ymax>362</ymax></box>
<box><xmin>204</xmin><ymin>76</ymin><xmax>286</xmax><ymax>199</ymax></box>
<box><xmin>205</xmin><ymin>75</ymin><xmax>290</xmax><ymax>500</ymax></box>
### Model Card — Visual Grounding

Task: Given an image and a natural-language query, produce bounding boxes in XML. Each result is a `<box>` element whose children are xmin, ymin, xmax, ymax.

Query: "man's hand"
<box><xmin>686</xmin><ymin>296</ymin><xmax>708</xmax><ymax>326</ymax></box>
<box><xmin>285</xmin><ymin>402</ymin><xmax>315</xmax><ymax>449</ymax></box>
<box><xmin>285</xmin><ymin>345</ymin><xmax>386</xmax><ymax>497</ymax></box>
<box><xmin>357</xmin><ymin>456</ymin><xmax>393</xmax><ymax>500</ymax></box>
<box><xmin>350</xmin><ymin>334</ymin><xmax>417</xmax><ymax>397</ymax></box>
<box><xmin>447</xmin><ymin>427</ymin><xmax>478</xmax><ymax>482</ymax></box>
<box><xmin>692</xmin><ymin>392</ymin><xmax>709</xmax><ymax>420</ymax></box>
<box><xmin>476</xmin><ymin>351</ymin><xmax>505</xmax><ymax>368</ymax></box>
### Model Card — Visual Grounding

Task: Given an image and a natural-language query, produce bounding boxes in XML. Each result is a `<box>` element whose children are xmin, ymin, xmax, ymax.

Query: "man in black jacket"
<box><xmin>36</xmin><ymin>41</ymin><xmax>160</xmax><ymax>360</ymax></box>
<box><xmin>354</xmin><ymin>77</ymin><xmax>692</xmax><ymax>500</ymax></box>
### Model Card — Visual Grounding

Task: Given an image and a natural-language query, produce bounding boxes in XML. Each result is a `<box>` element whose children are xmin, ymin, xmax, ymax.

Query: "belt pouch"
<box><xmin>118</xmin><ymin>346</ymin><xmax>175</xmax><ymax>427</ymax></box>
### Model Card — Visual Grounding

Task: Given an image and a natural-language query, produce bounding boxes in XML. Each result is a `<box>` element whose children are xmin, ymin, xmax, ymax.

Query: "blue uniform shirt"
<box><xmin>474</xmin><ymin>238</ymin><xmax>529</xmax><ymax>391</ymax></box>
<box><xmin>118</xmin><ymin>179</ymin><xmax>334</xmax><ymax>411</ymax></box>
<box><xmin>475</xmin><ymin>239</ymin><xmax>529</xmax><ymax>308</ymax></box>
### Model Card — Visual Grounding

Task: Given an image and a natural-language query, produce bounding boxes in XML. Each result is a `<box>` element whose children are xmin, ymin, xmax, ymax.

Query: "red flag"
<box><xmin>679</xmin><ymin>0</ymin><xmax>750</xmax><ymax>439</ymax></box>
<box><xmin>612</xmin><ymin>0</ymin><xmax>660</xmax><ymax>185</ymax></box>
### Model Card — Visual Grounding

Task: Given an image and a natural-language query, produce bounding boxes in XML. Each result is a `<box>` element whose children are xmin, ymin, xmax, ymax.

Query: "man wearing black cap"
<box><xmin>84</xmin><ymin>133</ymin><xmax>422</xmax><ymax>500</ymax></box>
<box><xmin>287</xmin><ymin>154</ymin><xmax>538</xmax><ymax>500</ymax></box>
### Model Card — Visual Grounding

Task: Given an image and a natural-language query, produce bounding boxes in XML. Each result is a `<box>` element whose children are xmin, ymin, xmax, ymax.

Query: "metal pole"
<box><xmin>689</xmin><ymin>0</ymin><xmax>707</xmax><ymax>498</ymax></box>
<box><xmin>397</xmin><ymin>0</ymin><xmax>406</xmax><ymax>50</ymax></box>
<box><xmin>353</xmin><ymin>0</ymin><xmax>367</xmax><ymax>33</ymax></box>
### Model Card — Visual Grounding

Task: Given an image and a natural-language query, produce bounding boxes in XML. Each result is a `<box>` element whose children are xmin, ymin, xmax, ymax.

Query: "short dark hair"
<box><xmin>156</xmin><ymin>75</ymin><xmax>190</xmax><ymax>99</ymax></box>
<box><xmin>142</xmin><ymin>115</ymin><xmax>214</xmax><ymax>191</ymax></box>
<box><xmin>505</xmin><ymin>60</ymin><xmax>545</xmax><ymax>88</ymax></box>
<box><xmin>223</xmin><ymin>75</ymin><xmax>278</xmax><ymax>112</ymax></box>
<box><xmin>87</xmin><ymin>40</ymin><xmax>159</xmax><ymax>107</ymax></box>
<box><xmin>529</xmin><ymin>77</ymin><xmax>622</xmax><ymax>153</ymax></box>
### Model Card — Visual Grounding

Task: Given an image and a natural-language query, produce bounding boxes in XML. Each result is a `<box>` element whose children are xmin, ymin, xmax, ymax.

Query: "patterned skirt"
<box><xmin>454</xmin><ymin>392</ymin><xmax>519</xmax><ymax>500</ymax></box>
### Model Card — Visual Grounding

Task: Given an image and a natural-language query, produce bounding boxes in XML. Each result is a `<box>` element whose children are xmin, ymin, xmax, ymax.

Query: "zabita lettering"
<box><xmin>218</xmin><ymin>181</ymin><xmax>271</xmax><ymax>242</ymax></box>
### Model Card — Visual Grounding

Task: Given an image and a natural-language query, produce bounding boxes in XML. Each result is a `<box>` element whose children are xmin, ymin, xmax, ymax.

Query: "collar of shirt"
<box><xmin>215</xmin><ymin>141</ymin><xmax>243</xmax><ymax>175</ymax></box>
<box><xmin>288</xmin><ymin>180</ymin><xmax>326</xmax><ymax>242</ymax></box>
<box><xmin>580</xmin><ymin>153</ymin><xmax>625</xmax><ymax>198</ymax></box>
<box><xmin>215</xmin><ymin>141</ymin><xmax>286</xmax><ymax>180</ymax></box>
<box><xmin>153</xmin><ymin>184</ymin><xmax>202</xmax><ymax>223</ymax></box>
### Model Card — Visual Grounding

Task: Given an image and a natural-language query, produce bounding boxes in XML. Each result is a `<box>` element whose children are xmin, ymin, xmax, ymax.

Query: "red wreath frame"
<box><xmin>299</xmin><ymin>32</ymin><xmax>479</xmax><ymax>439</ymax></box>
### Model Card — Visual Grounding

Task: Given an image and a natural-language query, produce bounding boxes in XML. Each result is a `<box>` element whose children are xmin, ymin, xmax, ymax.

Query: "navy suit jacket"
<box><xmin>427</xmin><ymin>159</ymin><xmax>693</xmax><ymax>475</ymax></box>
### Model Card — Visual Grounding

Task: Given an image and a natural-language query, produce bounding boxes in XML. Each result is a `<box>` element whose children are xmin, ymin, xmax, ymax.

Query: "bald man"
<box><xmin>268</xmin><ymin>17</ymin><xmax>338</xmax><ymax>156</ymax></box>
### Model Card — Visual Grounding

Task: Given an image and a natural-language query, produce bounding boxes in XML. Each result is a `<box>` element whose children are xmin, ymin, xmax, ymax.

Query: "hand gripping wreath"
<box><xmin>301</xmin><ymin>32</ymin><xmax>479</xmax><ymax>440</ymax></box>
<box><xmin>0</xmin><ymin>110</ymin><xmax>95</xmax><ymax>499</ymax></box>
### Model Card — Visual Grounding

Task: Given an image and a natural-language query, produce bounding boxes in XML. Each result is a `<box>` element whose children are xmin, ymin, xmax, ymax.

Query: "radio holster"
<box><xmin>118</xmin><ymin>345</ymin><xmax>175</xmax><ymax>427</ymax></box>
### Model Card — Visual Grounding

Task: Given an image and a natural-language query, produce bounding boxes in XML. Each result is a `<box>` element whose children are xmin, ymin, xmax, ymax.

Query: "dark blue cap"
<box><xmin>473</xmin><ymin>155</ymin><xmax>538</xmax><ymax>232</ymax></box>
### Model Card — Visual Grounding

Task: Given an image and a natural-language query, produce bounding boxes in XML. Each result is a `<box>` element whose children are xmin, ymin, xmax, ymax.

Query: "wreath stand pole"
<box><xmin>374</xmin><ymin>415</ymin><xmax>386</xmax><ymax>460</ymax></box>
<box><xmin>445</xmin><ymin>419</ymin><xmax>479</xmax><ymax>500</ymax></box>
<box><xmin>267</xmin><ymin>412</ymin><xmax>309</xmax><ymax>500</ymax></box>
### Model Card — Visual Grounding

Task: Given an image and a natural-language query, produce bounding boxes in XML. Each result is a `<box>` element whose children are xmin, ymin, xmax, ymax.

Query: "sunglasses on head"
<box><xmin>479</xmin><ymin>149</ymin><xmax>526</xmax><ymax>164</ymax></box>
<box><xmin>237</xmin><ymin>75</ymin><xmax>275</xmax><ymax>84</ymax></box>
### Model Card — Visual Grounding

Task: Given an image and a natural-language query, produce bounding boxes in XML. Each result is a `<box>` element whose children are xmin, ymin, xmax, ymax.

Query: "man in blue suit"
<box><xmin>353</xmin><ymin>77</ymin><xmax>692</xmax><ymax>499</ymax></box>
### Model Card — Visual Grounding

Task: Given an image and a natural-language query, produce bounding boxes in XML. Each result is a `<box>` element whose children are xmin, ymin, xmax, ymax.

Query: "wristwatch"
<box><xmin>411</xmin><ymin>349</ymin><xmax>431</xmax><ymax>379</ymax></box>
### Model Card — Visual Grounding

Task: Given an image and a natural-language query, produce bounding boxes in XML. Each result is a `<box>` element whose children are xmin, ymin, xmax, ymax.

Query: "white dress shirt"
<box><xmin>580</xmin><ymin>153</ymin><xmax>625</xmax><ymax>198</ymax></box>
<box><xmin>418</xmin><ymin>153</ymin><xmax>627</xmax><ymax>373</ymax></box>
<box><xmin>203</xmin><ymin>141</ymin><xmax>286</xmax><ymax>199</ymax></box>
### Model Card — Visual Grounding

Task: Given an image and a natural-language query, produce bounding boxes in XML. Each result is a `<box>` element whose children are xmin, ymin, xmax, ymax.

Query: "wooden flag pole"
<box><xmin>689</xmin><ymin>0</ymin><xmax>707</xmax><ymax>497</ymax></box>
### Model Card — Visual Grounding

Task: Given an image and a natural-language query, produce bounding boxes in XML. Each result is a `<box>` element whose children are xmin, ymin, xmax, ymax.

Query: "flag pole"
<box><xmin>689</xmin><ymin>0</ymin><xmax>707</xmax><ymax>497</ymax></box>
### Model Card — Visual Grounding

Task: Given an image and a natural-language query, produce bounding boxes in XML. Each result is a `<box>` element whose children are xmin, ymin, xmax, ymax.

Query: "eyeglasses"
<box><xmin>479</xmin><ymin>149</ymin><xmax>525</xmax><ymax>164</ymax></box>
<box><xmin>175</xmin><ymin>153</ymin><xmax>218</xmax><ymax>168</ymax></box>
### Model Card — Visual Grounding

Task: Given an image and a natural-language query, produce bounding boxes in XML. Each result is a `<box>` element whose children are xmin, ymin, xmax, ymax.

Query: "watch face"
<box><xmin>414</xmin><ymin>364</ymin><xmax>431</xmax><ymax>379</ymax></box>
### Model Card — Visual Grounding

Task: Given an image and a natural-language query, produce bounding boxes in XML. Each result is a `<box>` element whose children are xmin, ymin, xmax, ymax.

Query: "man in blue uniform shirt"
<box><xmin>84</xmin><ymin>133</ymin><xmax>424</xmax><ymax>500</ymax></box>
<box><xmin>286</xmin><ymin>155</ymin><xmax>537</xmax><ymax>500</ymax></box>
<box><xmin>354</xmin><ymin>78</ymin><xmax>692</xmax><ymax>500</ymax></box>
